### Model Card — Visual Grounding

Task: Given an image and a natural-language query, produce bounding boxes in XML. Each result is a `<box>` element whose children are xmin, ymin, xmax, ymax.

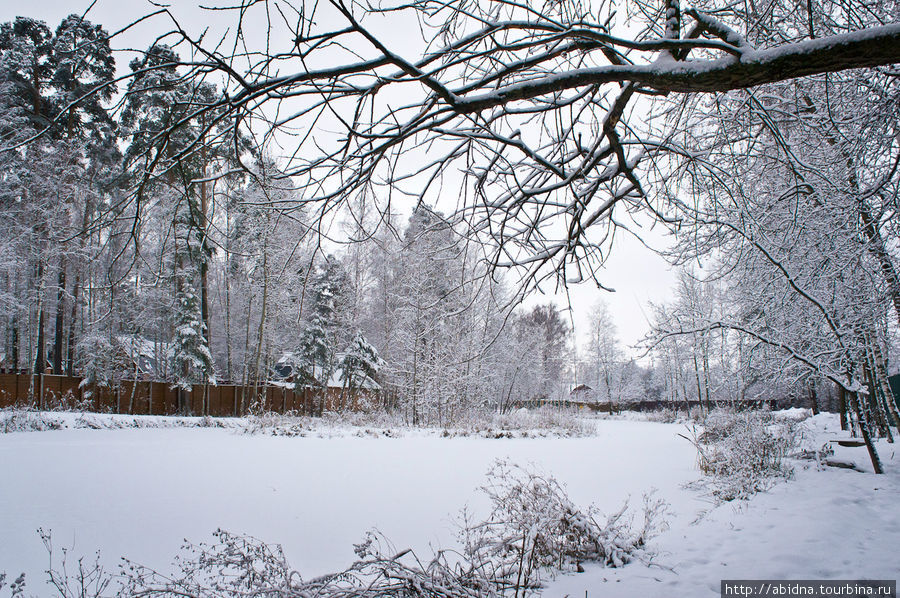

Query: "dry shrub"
<box><xmin>460</xmin><ymin>460</ymin><xmax>670</xmax><ymax>593</ymax></box>
<box><xmin>683</xmin><ymin>408</ymin><xmax>797</xmax><ymax>501</ymax></box>
<box><xmin>243</xmin><ymin>407</ymin><xmax>593</xmax><ymax>438</ymax></box>
<box><xmin>19</xmin><ymin>461</ymin><xmax>668</xmax><ymax>597</ymax></box>
<box><xmin>0</xmin><ymin>407</ymin><xmax>63</xmax><ymax>433</ymax></box>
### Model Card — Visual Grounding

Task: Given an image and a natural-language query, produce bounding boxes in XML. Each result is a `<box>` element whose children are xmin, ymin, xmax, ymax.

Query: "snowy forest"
<box><xmin>0</xmin><ymin>12</ymin><xmax>581</xmax><ymax>423</ymax></box>
<box><xmin>1</xmin><ymin>0</ymin><xmax>900</xmax><ymax>596</ymax></box>
<box><xmin>1</xmin><ymin>0</ymin><xmax>899</xmax><ymax>431</ymax></box>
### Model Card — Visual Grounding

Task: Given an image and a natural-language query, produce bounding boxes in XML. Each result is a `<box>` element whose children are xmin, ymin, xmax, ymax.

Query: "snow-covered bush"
<box><xmin>488</xmin><ymin>407</ymin><xmax>594</xmax><ymax>437</ymax></box>
<box><xmin>1</xmin><ymin>408</ymin><xmax>64</xmax><ymax>433</ymax></box>
<box><xmin>460</xmin><ymin>460</ymin><xmax>670</xmax><ymax>592</ymax></box>
<box><xmin>47</xmin><ymin>392</ymin><xmax>94</xmax><ymax>413</ymax></box>
<box><xmin>117</xmin><ymin>528</ymin><xmax>503</xmax><ymax>597</ymax></box>
<box><xmin>684</xmin><ymin>408</ymin><xmax>798</xmax><ymax>501</ymax></box>
<box><xmin>241</xmin><ymin>407</ymin><xmax>594</xmax><ymax>438</ymax></box>
<box><xmin>642</xmin><ymin>407</ymin><xmax>679</xmax><ymax>423</ymax></box>
<box><xmin>75</xmin><ymin>332</ymin><xmax>123</xmax><ymax>397</ymax></box>
<box><xmin>32</xmin><ymin>528</ymin><xmax>501</xmax><ymax>597</ymax></box>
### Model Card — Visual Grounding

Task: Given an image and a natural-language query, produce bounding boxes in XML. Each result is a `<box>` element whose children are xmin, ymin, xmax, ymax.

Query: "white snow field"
<box><xmin>1</xmin><ymin>413</ymin><xmax>897</xmax><ymax>597</ymax></box>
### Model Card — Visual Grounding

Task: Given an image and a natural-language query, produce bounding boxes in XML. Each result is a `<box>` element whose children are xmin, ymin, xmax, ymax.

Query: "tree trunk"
<box><xmin>224</xmin><ymin>207</ymin><xmax>233</xmax><ymax>383</ymax></box>
<box><xmin>691</xmin><ymin>337</ymin><xmax>704</xmax><ymax>415</ymax></box>
<box><xmin>848</xmin><ymin>391</ymin><xmax>884</xmax><ymax>474</ymax></box>
<box><xmin>53</xmin><ymin>263</ymin><xmax>66</xmax><ymax>375</ymax></box>
<box><xmin>253</xmin><ymin>242</ymin><xmax>269</xmax><ymax>406</ymax></box>
<box><xmin>174</xmin><ymin>241</ymin><xmax>191</xmax><ymax>415</ymax></box>
<box><xmin>11</xmin><ymin>319</ymin><xmax>19</xmax><ymax>372</ymax></box>
<box><xmin>702</xmin><ymin>332</ymin><xmax>711</xmax><ymax>411</ymax></box>
<box><xmin>10</xmin><ymin>270</ymin><xmax>19</xmax><ymax>371</ymax></box>
<box><xmin>199</xmin><ymin>178</ymin><xmax>211</xmax><ymax>362</ymax></box>
<box><xmin>34</xmin><ymin>264</ymin><xmax>46</xmax><ymax>376</ymax></box>
<box><xmin>869</xmin><ymin>340</ymin><xmax>900</xmax><ymax>430</ymax></box>
<box><xmin>241</xmin><ymin>294</ymin><xmax>253</xmax><ymax>415</ymax></box>
<box><xmin>865</xmin><ymin>363</ymin><xmax>893</xmax><ymax>442</ymax></box>
<box><xmin>858</xmin><ymin>202</ymin><xmax>900</xmax><ymax>328</ymax></box>
<box><xmin>838</xmin><ymin>385</ymin><xmax>848</xmax><ymax>431</ymax></box>
<box><xmin>66</xmin><ymin>275</ymin><xmax>79</xmax><ymax>377</ymax></box>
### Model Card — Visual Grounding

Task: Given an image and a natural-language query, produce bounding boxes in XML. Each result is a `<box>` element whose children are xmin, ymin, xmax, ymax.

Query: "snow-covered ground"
<box><xmin>549</xmin><ymin>415</ymin><xmax>900</xmax><ymax>597</ymax></box>
<box><xmin>1</xmin><ymin>412</ymin><xmax>897</xmax><ymax>596</ymax></box>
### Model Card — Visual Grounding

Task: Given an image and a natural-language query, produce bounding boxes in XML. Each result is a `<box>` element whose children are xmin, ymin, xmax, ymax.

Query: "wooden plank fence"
<box><xmin>0</xmin><ymin>373</ymin><xmax>375</xmax><ymax>417</ymax></box>
<box><xmin>1</xmin><ymin>373</ymin><xmax>785</xmax><ymax>418</ymax></box>
<box><xmin>513</xmin><ymin>397</ymin><xmax>779</xmax><ymax>413</ymax></box>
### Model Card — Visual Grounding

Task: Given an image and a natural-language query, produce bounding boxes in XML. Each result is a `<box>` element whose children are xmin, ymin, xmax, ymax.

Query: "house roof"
<box><xmin>115</xmin><ymin>335</ymin><xmax>170</xmax><ymax>375</ymax></box>
<box><xmin>271</xmin><ymin>352</ymin><xmax>381</xmax><ymax>390</ymax></box>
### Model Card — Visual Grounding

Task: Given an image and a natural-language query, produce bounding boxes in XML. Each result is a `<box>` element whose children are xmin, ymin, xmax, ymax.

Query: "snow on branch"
<box><xmin>54</xmin><ymin>1</ymin><xmax>900</xmax><ymax>289</ymax></box>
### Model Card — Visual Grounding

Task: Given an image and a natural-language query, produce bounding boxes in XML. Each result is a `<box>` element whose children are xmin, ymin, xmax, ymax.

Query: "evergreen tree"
<box><xmin>0</xmin><ymin>17</ymin><xmax>54</xmax><ymax>130</ymax></box>
<box><xmin>294</xmin><ymin>257</ymin><xmax>352</xmax><ymax>399</ymax></box>
<box><xmin>121</xmin><ymin>43</ymin><xmax>244</xmax><ymax>396</ymax></box>
<box><xmin>172</xmin><ymin>277</ymin><xmax>215</xmax><ymax>390</ymax></box>
<box><xmin>50</xmin><ymin>14</ymin><xmax>116</xmax><ymax>143</ymax></box>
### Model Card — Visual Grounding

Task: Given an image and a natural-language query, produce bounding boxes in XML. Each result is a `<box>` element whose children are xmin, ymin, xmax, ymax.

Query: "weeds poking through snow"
<box><xmin>39</xmin><ymin>529</ymin><xmax>112</xmax><ymax>598</ymax></box>
<box><xmin>0</xmin><ymin>406</ymin><xmax>595</xmax><ymax>438</ymax></box>
<box><xmin>460</xmin><ymin>460</ymin><xmax>670</xmax><ymax>593</ymax></box>
<box><xmin>0</xmin><ymin>408</ymin><xmax>63</xmax><ymax>433</ymax></box>
<box><xmin>243</xmin><ymin>407</ymin><xmax>594</xmax><ymax>438</ymax></box>
<box><xmin>0</xmin><ymin>572</ymin><xmax>26</xmax><ymax>597</ymax></box>
<box><xmin>20</xmin><ymin>460</ymin><xmax>667</xmax><ymax>597</ymax></box>
<box><xmin>0</xmin><ymin>407</ymin><xmax>244</xmax><ymax>434</ymax></box>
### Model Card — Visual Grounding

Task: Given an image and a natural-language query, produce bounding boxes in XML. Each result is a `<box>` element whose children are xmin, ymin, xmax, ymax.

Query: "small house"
<box><xmin>270</xmin><ymin>352</ymin><xmax>381</xmax><ymax>412</ymax></box>
<box><xmin>570</xmin><ymin>383</ymin><xmax>596</xmax><ymax>403</ymax></box>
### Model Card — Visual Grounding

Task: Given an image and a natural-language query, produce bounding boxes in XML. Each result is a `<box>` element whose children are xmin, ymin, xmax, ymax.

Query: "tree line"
<box><xmin>0</xmin><ymin>15</ymin><xmax>579</xmax><ymax>422</ymax></box>
<box><xmin>1</xmin><ymin>0</ymin><xmax>899</xmax><ymax>447</ymax></box>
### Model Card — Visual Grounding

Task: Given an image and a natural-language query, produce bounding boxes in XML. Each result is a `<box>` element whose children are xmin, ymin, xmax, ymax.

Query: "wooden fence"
<box><xmin>0</xmin><ymin>373</ymin><xmax>376</xmax><ymax>417</ymax></box>
<box><xmin>514</xmin><ymin>397</ymin><xmax>780</xmax><ymax>413</ymax></box>
<box><xmin>2</xmin><ymin>373</ymin><xmax>800</xmax><ymax>418</ymax></box>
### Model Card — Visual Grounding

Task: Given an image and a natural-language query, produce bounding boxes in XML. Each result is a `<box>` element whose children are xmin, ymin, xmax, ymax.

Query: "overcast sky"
<box><xmin>1</xmin><ymin>0</ymin><xmax>679</xmax><ymax>356</ymax></box>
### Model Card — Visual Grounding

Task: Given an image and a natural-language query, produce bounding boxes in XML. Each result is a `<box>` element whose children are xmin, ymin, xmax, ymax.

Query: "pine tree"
<box><xmin>0</xmin><ymin>18</ymin><xmax>54</xmax><ymax>129</ymax></box>
<box><xmin>121</xmin><ymin>43</ymin><xmax>242</xmax><ymax>394</ymax></box>
<box><xmin>171</xmin><ymin>277</ymin><xmax>215</xmax><ymax>391</ymax></box>
<box><xmin>294</xmin><ymin>258</ymin><xmax>352</xmax><ymax>405</ymax></box>
<box><xmin>50</xmin><ymin>15</ymin><xmax>116</xmax><ymax>142</ymax></box>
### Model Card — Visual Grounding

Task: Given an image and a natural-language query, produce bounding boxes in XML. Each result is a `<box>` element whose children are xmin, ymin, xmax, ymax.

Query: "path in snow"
<box><xmin>547</xmin><ymin>414</ymin><xmax>900</xmax><ymax>597</ymax></box>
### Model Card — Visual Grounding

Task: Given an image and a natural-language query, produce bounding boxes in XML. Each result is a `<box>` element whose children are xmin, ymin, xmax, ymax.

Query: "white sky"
<box><xmin>1</xmin><ymin>0</ymin><xmax>679</xmax><ymax>356</ymax></box>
